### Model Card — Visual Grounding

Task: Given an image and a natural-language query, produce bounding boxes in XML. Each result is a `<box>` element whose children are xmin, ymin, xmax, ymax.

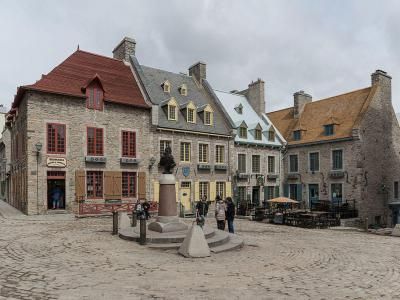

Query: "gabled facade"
<box><xmin>124</xmin><ymin>39</ymin><xmax>233</xmax><ymax>212</ymax></box>
<box><xmin>268</xmin><ymin>70</ymin><xmax>400</xmax><ymax>226</ymax></box>
<box><xmin>212</xmin><ymin>83</ymin><xmax>285</xmax><ymax>211</ymax></box>
<box><xmin>6</xmin><ymin>49</ymin><xmax>152</xmax><ymax>215</ymax></box>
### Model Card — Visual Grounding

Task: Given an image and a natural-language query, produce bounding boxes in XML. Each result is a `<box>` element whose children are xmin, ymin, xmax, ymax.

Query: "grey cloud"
<box><xmin>1</xmin><ymin>0</ymin><xmax>400</xmax><ymax>113</ymax></box>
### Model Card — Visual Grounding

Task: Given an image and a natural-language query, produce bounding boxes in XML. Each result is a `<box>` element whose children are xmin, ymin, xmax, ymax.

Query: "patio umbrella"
<box><xmin>267</xmin><ymin>197</ymin><xmax>299</xmax><ymax>204</ymax></box>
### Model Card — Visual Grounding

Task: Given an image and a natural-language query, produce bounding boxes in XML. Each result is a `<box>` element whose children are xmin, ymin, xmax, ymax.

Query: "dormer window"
<box><xmin>324</xmin><ymin>124</ymin><xmax>334</xmax><ymax>136</ymax></box>
<box><xmin>204</xmin><ymin>111</ymin><xmax>212</xmax><ymax>125</ymax></box>
<box><xmin>187</xmin><ymin>108</ymin><xmax>195</xmax><ymax>123</ymax></box>
<box><xmin>184</xmin><ymin>101</ymin><xmax>196</xmax><ymax>124</ymax></box>
<box><xmin>255</xmin><ymin>129</ymin><xmax>262</xmax><ymax>140</ymax></box>
<box><xmin>168</xmin><ymin>104</ymin><xmax>177</xmax><ymax>120</ymax></box>
<box><xmin>84</xmin><ymin>76</ymin><xmax>104</xmax><ymax>111</ymax></box>
<box><xmin>293</xmin><ymin>130</ymin><xmax>301</xmax><ymax>141</ymax></box>
<box><xmin>162</xmin><ymin>80</ymin><xmax>171</xmax><ymax>93</ymax></box>
<box><xmin>166</xmin><ymin>98</ymin><xmax>178</xmax><ymax>121</ymax></box>
<box><xmin>268</xmin><ymin>130</ymin><xmax>275</xmax><ymax>141</ymax></box>
<box><xmin>87</xmin><ymin>87</ymin><xmax>103</xmax><ymax>110</ymax></box>
<box><xmin>239</xmin><ymin>127</ymin><xmax>247</xmax><ymax>139</ymax></box>
<box><xmin>179</xmin><ymin>84</ymin><xmax>187</xmax><ymax>96</ymax></box>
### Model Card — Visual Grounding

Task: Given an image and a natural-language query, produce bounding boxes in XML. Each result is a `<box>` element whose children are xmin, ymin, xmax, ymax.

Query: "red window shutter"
<box><xmin>96</xmin><ymin>128</ymin><xmax>103</xmax><ymax>156</ymax></box>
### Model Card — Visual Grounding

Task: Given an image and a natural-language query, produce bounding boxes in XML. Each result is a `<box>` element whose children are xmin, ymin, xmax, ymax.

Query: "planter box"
<box><xmin>85</xmin><ymin>156</ymin><xmax>107</xmax><ymax>163</ymax></box>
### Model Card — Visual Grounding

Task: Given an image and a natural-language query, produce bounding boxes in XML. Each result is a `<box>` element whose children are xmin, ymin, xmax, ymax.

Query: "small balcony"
<box><xmin>329</xmin><ymin>171</ymin><xmax>345</xmax><ymax>179</ymax></box>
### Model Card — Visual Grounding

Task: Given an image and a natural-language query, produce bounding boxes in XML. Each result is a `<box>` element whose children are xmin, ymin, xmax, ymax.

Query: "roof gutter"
<box><xmin>157</xmin><ymin>127</ymin><xmax>231</xmax><ymax>139</ymax></box>
<box><xmin>286</xmin><ymin>137</ymin><xmax>355</xmax><ymax>148</ymax></box>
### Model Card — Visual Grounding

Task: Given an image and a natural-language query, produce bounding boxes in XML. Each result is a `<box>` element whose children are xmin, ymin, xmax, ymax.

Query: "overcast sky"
<box><xmin>1</xmin><ymin>0</ymin><xmax>400</xmax><ymax>112</ymax></box>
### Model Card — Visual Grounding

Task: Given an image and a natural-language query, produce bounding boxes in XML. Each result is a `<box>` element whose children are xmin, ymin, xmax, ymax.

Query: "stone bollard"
<box><xmin>139</xmin><ymin>215</ymin><xmax>146</xmax><ymax>245</ymax></box>
<box><xmin>112</xmin><ymin>211</ymin><xmax>118</xmax><ymax>235</ymax></box>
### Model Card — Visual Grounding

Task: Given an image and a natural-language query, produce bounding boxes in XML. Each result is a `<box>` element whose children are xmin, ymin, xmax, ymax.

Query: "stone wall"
<box><xmin>150</xmin><ymin>129</ymin><xmax>231</xmax><ymax>204</ymax></box>
<box><xmin>24</xmin><ymin>91</ymin><xmax>152</xmax><ymax>215</ymax></box>
<box><xmin>283</xmin><ymin>140</ymin><xmax>364</xmax><ymax>211</ymax></box>
<box><xmin>232</xmin><ymin>143</ymin><xmax>282</xmax><ymax>203</ymax></box>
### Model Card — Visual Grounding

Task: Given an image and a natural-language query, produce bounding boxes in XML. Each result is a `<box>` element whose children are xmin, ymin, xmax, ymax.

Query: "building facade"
<box><xmin>123</xmin><ymin>37</ymin><xmax>233</xmax><ymax>213</ymax></box>
<box><xmin>268</xmin><ymin>70</ymin><xmax>400</xmax><ymax>226</ymax></box>
<box><xmin>6</xmin><ymin>49</ymin><xmax>153</xmax><ymax>215</ymax></box>
<box><xmin>212</xmin><ymin>82</ymin><xmax>285</xmax><ymax>212</ymax></box>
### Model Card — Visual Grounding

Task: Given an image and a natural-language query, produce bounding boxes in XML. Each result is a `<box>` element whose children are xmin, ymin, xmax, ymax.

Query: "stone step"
<box><xmin>119</xmin><ymin>225</ymin><xmax>215</xmax><ymax>244</ymax></box>
<box><xmin>210</xmin><ymin>234</ymin><xmax>244</xmax><ymax>254</ymax></box>
<box><xmin>148</xmin><ymin>230</ymin><xmax>230</xmax><ymax>250</ymax></box>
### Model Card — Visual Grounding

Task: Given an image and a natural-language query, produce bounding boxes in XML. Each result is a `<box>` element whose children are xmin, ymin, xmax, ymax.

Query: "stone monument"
<box><xmin>148</xmin><ymin>146</ymin><xmax>188</xmax><ymax>233</ymax></box>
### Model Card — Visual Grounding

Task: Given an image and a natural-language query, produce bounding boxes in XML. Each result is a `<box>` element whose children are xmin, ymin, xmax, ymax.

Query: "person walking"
<box><xmin>215</xmin><ymin>196</ymin><xmax>226</xmax><ymax>230</ymax></box>
<box><xmin>142</xmin><ymin>199</ymin><xmax>151</xmax><ymax>220</ymax></box>
<box><xmin>225</xmin><ymin>197</ymin><xmax>236</xmax><ymax>233</ymax></box>
<box><xmin>51</xmin><ymin>185</ymin><xmax>64</xmax><ymax>209</ymax></box>
<box><xmin>196</xmin><ymin>196</ymin><xmax>209</xmax><ymax>228</ymax></box>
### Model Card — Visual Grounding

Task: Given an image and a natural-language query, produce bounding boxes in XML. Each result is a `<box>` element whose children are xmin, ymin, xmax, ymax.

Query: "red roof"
<box><xmin>12</xmin><ymin>50</ymin><xmax>149</xmax><ymax>109</ymax></box>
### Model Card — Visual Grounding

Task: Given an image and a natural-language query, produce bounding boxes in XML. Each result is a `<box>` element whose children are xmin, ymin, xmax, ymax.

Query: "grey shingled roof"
<box><xmin>130</xmin><ymin>55</ymin><xmax>231</xmax><ymax>136</ymax></box>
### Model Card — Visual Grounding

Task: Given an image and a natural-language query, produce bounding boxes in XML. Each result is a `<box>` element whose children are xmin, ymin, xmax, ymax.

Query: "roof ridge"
<box><xmin>141</xmin><ymin>65</ymin><xmax>192</xmax><ymax>79</ymax></box>
<box><xmin>77</xmin><ymin>49</ymin><xmax>127</xmax><ymax>63</ymax></box>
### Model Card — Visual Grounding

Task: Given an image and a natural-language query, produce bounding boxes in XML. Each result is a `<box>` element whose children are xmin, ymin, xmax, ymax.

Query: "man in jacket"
<box><xmin>225</xmin><ymin>197</ymin><xmax>235</xmax><ymax>233</ymax></box>
<box><xmin>196</xmin><ymin>196</ymin><xmax>209</xmax><ymax>228</ymax></box>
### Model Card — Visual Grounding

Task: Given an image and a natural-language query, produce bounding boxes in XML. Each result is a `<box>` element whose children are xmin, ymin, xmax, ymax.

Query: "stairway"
<box><xmin>119</xmin><ymin>224</ymin><xmax>243</xmax><ymax>254</ymax></box>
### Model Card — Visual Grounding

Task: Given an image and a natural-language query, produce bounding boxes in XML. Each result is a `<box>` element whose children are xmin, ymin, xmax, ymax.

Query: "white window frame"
<box><xmin>198</xmin><ymin>142</ymin><xmax>209</xmax><ymax>164</ymax></box>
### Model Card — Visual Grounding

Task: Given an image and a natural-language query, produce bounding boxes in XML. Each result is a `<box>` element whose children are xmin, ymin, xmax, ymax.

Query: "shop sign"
<box><xmin>47</xmin><ymin>157</ymin><xmax>67</xmax><ymax>168</ymax></box>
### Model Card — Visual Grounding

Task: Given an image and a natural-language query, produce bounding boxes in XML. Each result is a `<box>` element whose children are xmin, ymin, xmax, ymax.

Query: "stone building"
<box><xmin>6</xmin><ymin>49</ymin><xmax>153</xmax><ymax>215</ymax></box>
<box><xmin>211</xmin><ymin>82</ymin><xmax>285</xmax><ymax>212</ymax></box>
<box><xmin>114</xmin><ymin>38</ymin><xmax>233</xmax><ymax>213</ymax></box>
<box><xmin>268</xmin><ymin>70</ymin><xmax>400</xmax><ymax>226</ymax></box>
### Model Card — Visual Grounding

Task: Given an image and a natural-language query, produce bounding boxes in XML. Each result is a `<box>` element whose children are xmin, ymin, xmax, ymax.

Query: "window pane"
<box><xmin>332</xmin><ymin>150</ymin><xmax>343</xmax><ymax>170</ymax></box>
<box><xmin>238</xmin><ymin>154</ymin><xmax>246</xmax><ymax>173</ymax></box>
<box><xmin>268</xmin><ymin>156</ymin><xmax>275</xmax><ymax>173</ymax></box>
<box><xmin>87</xmin><ymin>128</ymin><xmax>95</xmax><ymax>155</ymax></box>
<box><xmin>252</xmin><ymin>155</ymin><xmax>260</xmax><ymax>173</ymax></box>
<box><xmin>310</xmin><ymin>152</ymin><xmax>319</xmax><ymax>171</ymax></box>
<box><xmin>289</xmin><ymin>155</ymin><xmax>298</xmax><ymax>172</ymax></box>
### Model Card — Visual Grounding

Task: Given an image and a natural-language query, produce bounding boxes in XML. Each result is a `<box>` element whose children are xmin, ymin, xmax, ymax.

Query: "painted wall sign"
<box><xmin>46</xmin><ymin>157</ymin><xmax>67</xmax><ymax>168</ymax></box>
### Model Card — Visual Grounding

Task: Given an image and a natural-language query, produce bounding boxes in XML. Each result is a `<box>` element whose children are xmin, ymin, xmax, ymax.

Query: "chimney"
<box><xmin>113</xmin><ymin>37</ymin><xmax>136</xmax><ymax>61</ymax></box>
<box><xmin>241</xmin><ymin>79</ymin><xmax>265</xmax><ymax>116</ymax></box>
<box><xmin>189</xmin><ymin>62</ymin><xmax>206</xmax><ymax>83</ymax></box>
<box><xmin>293</xmin><ymin>90</ymin><xmax>312</xmax><ymax>118</ymax></box>
<box><xmin>371</xmin><ymin>69</ymin><xmax>392</xmax><ymax>102</ymax></box>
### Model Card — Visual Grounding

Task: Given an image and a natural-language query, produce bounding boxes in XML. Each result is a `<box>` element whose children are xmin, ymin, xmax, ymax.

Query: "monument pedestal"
<box><xmin>148</xmin><ymin>173</ymin><xmax>188</xmax><ymax>233</ymax></box>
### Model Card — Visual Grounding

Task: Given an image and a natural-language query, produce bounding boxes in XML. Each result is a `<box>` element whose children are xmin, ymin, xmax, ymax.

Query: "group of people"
<box><xmin>196</xmin><ymin>195</ymin><xmax>236</xmax><ymax>233</ymax></box>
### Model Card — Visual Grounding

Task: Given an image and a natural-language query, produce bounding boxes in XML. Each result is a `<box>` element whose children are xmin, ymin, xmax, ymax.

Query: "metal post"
<box><xmin>139</xmin><ymin>215</ymin><xmax>146</xmax><ymax>245</ymax></box>
<box><xmin>112</xmin><ymin>211</ymin><xmax>118</xmax><ymax>235</ymax></box>
<box><xmin>365</xmin><ymin>217</ymin><xmax>369</xmax><ymax>232</ymax></box>
<box><xmin>131</xmin><ymin>209</ymin><xmax>137</xmax><ymax>227</ymax></box>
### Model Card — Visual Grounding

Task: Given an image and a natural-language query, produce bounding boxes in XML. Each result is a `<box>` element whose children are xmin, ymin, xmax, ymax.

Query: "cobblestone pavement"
<box><xmin>1</xmin><ymin>211</ymin><xmax>400</xmax><ymax>300</ymax></box>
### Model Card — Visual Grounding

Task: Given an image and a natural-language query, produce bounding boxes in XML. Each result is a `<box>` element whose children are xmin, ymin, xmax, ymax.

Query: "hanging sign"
<box><xmin>47</xmin><ymin>157</ymin><xmax>67</xmax><ymax>168</ymax></box>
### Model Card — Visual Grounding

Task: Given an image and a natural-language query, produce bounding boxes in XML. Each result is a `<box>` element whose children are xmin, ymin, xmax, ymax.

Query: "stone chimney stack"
<box><xmin>243</xmin><ymin>79</ymin><xmax>265</xmax><ymax>116</ymax></box>
<box><xmin>113</xmin><ymin>37</ymin><xmax>136</xmax><ymax>61</ymax></box>
<box><xmin>189</xmin><ymin>62</ymin><xmax>206</xmax><ymax>84</ymax></box>
<box><xmin>371</xmin><ymin>69</ymin><xmax>392</xmax><ymax>102</ymax></box>
<box><xmin>293</xmin><ymin>90</ymin><xmax>312</xmax><ymax>118</ymax></box>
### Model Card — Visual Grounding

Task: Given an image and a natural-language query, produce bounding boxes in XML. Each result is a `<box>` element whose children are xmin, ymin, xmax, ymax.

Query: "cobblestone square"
<box><xmin>1</xmin><ymin>209</ymin><xmax>400</xmax><ymax>300</ymax></box>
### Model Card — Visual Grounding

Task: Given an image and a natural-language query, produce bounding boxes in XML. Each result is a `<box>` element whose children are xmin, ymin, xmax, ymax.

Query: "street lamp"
<box><xmin>149</xmin><ymin>157</ymin><xmax>156</xmax><ymax>169</ymax></box>
<box><xmin>35</xmin><ymin>142</ymin><xmax>42</xmax><ymax>214</ymax></box>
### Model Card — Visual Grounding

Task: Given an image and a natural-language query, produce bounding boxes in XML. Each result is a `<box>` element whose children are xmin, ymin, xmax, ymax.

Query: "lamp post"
<box><xmin>35</xmin><ymin>142</ymin><xmax>42</xmax><ymax>214</ymax></box>
<box><xmin>148</xmin><ymin>156</ymin><xmax>156</xmax><ymax>200</ymax></box>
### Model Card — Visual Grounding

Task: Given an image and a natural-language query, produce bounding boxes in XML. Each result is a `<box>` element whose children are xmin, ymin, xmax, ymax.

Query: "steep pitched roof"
<box><xmin>213</xmin><ymin>90</ymin><xmax>283</xmax><ymax>146</ymax></box>
<box><xmin>267</xmin><ymin>86</ymin><xmax>377</xmax><ymax>145</ymax></box>
<box><xmin>130</xmin><ymin>57</ymin><xmax>230</xmax><ymax>136</ymax></box>
<box><xmin>12</xmin><ymin>50</ymin><xmax>149</xmax><ymax>109</ymax></box>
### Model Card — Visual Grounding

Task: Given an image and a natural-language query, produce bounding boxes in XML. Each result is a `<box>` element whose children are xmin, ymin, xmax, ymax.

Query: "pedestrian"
<box><xmin>196</xmin><ymin>196</ymin><xmax>209</xmax><ymax>228</ymax></box>
<box><xmin>142</xmin><ymin>199</ymin><xmax>151</xmax><ymax>220</ymax></box>
<box><xmin>225</xmin><ymin>197</ymin><xmax>236</xmax><ymax>233</ymax></box>
<box><xmin>215</xmin><ymin>195</ymin><xmax>226</xmax><ymax>230</ymax></box>
<box><xmin>51</xmin><ymin>185</ymin><xmax>63</xmax><ymax>209</ymax></box>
